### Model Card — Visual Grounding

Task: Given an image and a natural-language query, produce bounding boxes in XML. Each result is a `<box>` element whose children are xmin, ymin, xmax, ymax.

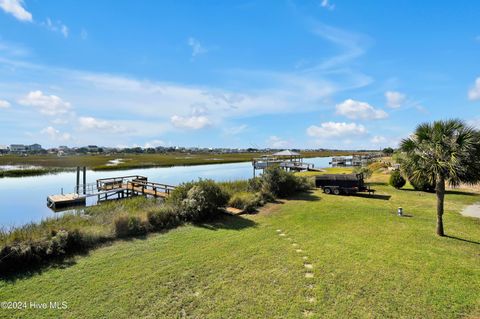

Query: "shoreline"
<box><xmin>0</xmin><ymin>151</ymin><xmax>348</xmax><ymax>178</ymax></box>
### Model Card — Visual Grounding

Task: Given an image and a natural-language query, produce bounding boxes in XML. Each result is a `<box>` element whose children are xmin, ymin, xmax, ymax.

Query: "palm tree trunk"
<box><xmin>435</xmin><ymin>175</ymin><xmax>445</xmax><ymax>236</ymax></box>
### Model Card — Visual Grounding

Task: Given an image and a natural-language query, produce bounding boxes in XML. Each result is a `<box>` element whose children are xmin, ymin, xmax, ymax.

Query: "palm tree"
<box><xmin>400</xmin><ymin>119</ymin><xmax>480</xmax><ymax>236</ymax></box>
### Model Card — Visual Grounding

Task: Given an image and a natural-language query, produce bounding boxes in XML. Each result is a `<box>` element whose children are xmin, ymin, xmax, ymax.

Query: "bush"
<box><xmin>0</xmin><ymin>228</ymin><xmax>89</xmax><ymax>274</ymax></box>
<box><xmin>260</xmin><ymin>166</ymin><xmax>312</xmax><ymax>198</ymax></box>
<box><xmin>409</xmin><ymin>178</ymin><xmax>435</xmax><ymax>192</ymax></box>
<box><xmin>168</xmin><ymin>181</ymin><xmax>196</xmax><ymax>206</ymax></box>
<box><xmin>353</xmin><ymin>166</ymin><xmax>373</xmax><ymax>179</ymax></box>
<box><xmin>114</xmin><ymin>215</ymin><xmax>147</xmax><ymax>237</ymax></box>
<box><xmin>147</xmin><ymin>204</ymin><xmax>181</xmax><ymax>230</ymax></box>
<box><xmin>170</xmin><ymin>179</ymin><xmax>229</xmax><ymax>222</ymax></box>
<box><xmin>228</xmin><ymin>192</ymin><xmax>262</xmax><ymax>213</ymax></box>
<box><xmin>247</xmin><ymin>177</ymin><xmax>262</xmax><ymax>192</ymax></box>
<box><xmin>389</xmin><ymin>170</ymin><xmax>406</xmax><ymax>189</ymax></box>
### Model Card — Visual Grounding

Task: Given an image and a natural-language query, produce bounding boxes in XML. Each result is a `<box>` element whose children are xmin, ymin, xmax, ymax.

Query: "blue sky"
<box><xmin>0</xmin><ymin>0</ymin><xmax>479</xmax><ymax>149</ymax></box>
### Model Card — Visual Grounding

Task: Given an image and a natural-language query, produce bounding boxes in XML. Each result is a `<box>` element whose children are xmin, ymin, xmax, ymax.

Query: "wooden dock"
<box><xmin>47</xmin><ymin>175</ymin><xmax>175</xmax><ymax>210</ymax></box>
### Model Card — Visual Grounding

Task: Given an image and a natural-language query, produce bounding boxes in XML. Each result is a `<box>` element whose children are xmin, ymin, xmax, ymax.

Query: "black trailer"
<box><xmin>315</xmin><ymin>173</ymin><xmax>374</xmax><ymax>195</ymax></box>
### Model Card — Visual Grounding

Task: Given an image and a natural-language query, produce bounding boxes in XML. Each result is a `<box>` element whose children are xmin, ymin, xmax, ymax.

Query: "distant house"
<box><xmin>28</xmin><ymin>144</ymin><xmax>43</xmax><ymax>152</ymax></box>
<box><xmin>10</xmin><ymin>144</ymin><xmax>27</xmax><ymax>153</ymax></box>
<box><xmin>87</xmin><ymin>145</ymin><xmax>99</xmax><ymax>152</ymax></box>
<box><xmin>0</xmin><ymin>145</ymin><xmax>8</xmax><ymax>154</ymax></box>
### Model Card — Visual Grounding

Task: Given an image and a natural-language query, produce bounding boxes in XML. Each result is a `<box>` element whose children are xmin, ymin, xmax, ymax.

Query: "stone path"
<box><xmin>276</xmin><ymin>229</ymin><xmax>317</xmax><ymax>317</ymax></box>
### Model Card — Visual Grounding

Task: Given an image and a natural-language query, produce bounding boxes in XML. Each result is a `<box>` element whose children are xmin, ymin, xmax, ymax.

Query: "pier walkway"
<box><xmin>47</xmin><ymin>175</ymin><xmax>175</xmax><ymax>210</ymax></box>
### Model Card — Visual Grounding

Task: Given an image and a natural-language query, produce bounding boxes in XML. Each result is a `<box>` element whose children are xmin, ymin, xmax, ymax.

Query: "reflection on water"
<box><xmin>0</xmin><ymin>157</ymin><xmax>331</xmax><ymax>228</ymax></box>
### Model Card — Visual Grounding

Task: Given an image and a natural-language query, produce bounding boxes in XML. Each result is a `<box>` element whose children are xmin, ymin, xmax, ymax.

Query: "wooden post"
<box><xmin>76</xmin><ymin>166</ymin><xmax>80</xmax><ymax>194</ymax></box>
<box><xmin>82</xmin><ymin>166</ymin><xmax>87</xmax><ymax>195</ymax></box>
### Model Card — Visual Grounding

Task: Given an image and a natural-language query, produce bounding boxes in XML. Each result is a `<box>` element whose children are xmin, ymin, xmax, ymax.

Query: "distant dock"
<box><xmin>330</xmin><ymin>153</ymin><xmax>382</xmax><ymax>167</ymax></box>
<box><xmin>47</xmin><ymin>174</ymin><xmax>175</xmax><ymax>210</ymax></box>
<box><xmin>252</xmin><ymin>150</ymin><xmax>321</xmax><ymax>177</ymax></box>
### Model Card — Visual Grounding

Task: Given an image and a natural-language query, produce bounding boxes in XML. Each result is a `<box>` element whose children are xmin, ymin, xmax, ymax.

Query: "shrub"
<box><xmin>170</xmin><ymin>179</ymin><xmax>229</xmax><ymax>222</ymax></box>
<box><xmin>114</xmin><ymin>215</ymin><xmax>147</xmax><ymax>237</ymax></box>
<box><xmin>260</xmin><ymin>166</ymin><xmax>312</xmax><ymax>198</ymax></box>
<box><xmin>353</xmin><ymin>166</ymin><xmax>373</xmax><ymax>179</ymax></box>
<box><xmin>47</xmin><ymin>230</ymin><xmax>69</xmax><ymax>256</ymax></box>
<box><xmin>389</xmin><ymin>170</ymin><xmax>406</xmax><ymax>189</ymax></box>
<box><xmin>0</xmin><ymin>228</ymin><xmax>90</xmax><ymax>275</ymax></box>
<box><xmin>228</xmin><ymin>192</ymin><xmax>261</xmax><ymax>213</ymax></box>
<box><xmin>147</xmin><ymin>204</ymin><xmax>181</xmax><ymax>230</ymax></box>
<box><xmin>409</xmin><ymin>178</ymin><xmax>435</xmax><ymax>192</ymax></box>
<box><xmin>247</xmin><ymin>177</ymin><xmax>262</xmax><ymax>192</ymax></box>
<box><xmin>168</xmin><ymin>181</ymin><xmax>196</xmax><ymax>206</ymax></box>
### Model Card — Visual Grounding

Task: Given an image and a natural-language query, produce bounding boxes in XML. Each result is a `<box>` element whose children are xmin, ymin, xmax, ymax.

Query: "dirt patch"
<box><xmin>257</xmin><ymin>200</ymin><xmax>286</xmax><ymax>216</ymax></box>
<box><xmin>461</xmin><ymin>204</ymin><xmax>480</xmax><ymax>219</ymax></box>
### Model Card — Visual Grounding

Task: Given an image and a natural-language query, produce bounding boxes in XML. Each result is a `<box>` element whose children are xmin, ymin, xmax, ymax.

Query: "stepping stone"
<box><xmin>296</xmin><ymin>249</ymin><xmax>303</xmax><ymax>253</ymax></box>
<box><xmin>302</xmin><ymin>256</ymin><xmax>308</xmax><ymax>260</ymax></box>
<box><xmin>303</xmin><ymin>310</ymin><xmax>314</xmax><ymax>317</ymax></box>
<box><xmin>292</xmin><ymin>243</ymin><xmax>299</xmax><ymax>247</ymax></box>
<box><xmin>279</xmin><ymin>233</ymin><xmax>286</xmax><ymax>237</ymax></box>
<box><xmin>305</xmin><ymin>272</ymin><xmax>314</xmax><ymax>278</ymax></box>
<box><xmin>276</xmin><ymin>229</ymin><xmax>282</xmax><ymax>232</ymax></box>
<box><xmin>286</xmin><ymin>237</ymin><xmax>292</xmax><ymax>241</ymax></box>
<box><xmin>304</xmin><ymin>263</ymin><xmax>313</xmax><ymax>270</ymax></box>
<box><xmin>306</xmin><ymin>297</ymin><xmax>316</xmax><ymax>303</ymax></box>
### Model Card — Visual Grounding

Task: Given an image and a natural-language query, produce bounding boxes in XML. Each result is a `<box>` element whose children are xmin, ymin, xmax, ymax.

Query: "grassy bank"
<box><xmin>0</xmin><ymin>167</ymin><xmax>309</xmax><ymax>274</ymax></box>
<box><xmin>0</xmin><ymin>168</ymin><xmax>69</xmax><ymax>178</ymax></box>
<box><xmin>0</xmin><ymin>151</ymin><xmax>351</xmax><ymax>172</ymax></box>
<box><xmin>1</xmin><ymin>169</ymin><xmax>478</xmax><ymax>318</ymax></box>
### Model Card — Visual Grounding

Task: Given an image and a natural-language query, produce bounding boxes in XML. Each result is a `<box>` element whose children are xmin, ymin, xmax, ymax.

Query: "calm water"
<box><xmin>0</xmin><ymin>157</ymin><xmax>331</xmax><ymax>228</ymax></box>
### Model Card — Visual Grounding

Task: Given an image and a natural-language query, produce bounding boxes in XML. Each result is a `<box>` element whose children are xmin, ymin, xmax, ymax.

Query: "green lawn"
<box><xmin>1</xmin><ymin>172</ymin><xmax>479</xmax><ymax>318</ymax></box>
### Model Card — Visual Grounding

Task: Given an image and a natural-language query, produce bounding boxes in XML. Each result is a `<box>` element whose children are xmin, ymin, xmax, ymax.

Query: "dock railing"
<box><xmin>96</xmin><ymin>175</ymin><xmax>148</xmax><ymax>191</ymax></box>
<box><xmin>126</xmin><ymin>180</ymin><xmax>176</xmax><ymax>196</ymax></box>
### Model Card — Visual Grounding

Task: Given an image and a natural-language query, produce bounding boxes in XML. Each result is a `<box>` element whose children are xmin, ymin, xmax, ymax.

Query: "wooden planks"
<box><xmin>47</xmin><ymin>193</ymin><xmax>86</xmax><ymax>209</ymax></box>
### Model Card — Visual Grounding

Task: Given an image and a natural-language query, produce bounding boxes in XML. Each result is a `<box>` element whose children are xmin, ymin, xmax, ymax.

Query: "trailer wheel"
<box><xmin>333</xmin><ymin>188</ymin><xmax>341</xmax><ymax>195</ymax></box>
<box><xmin>324</xmin><ymin>187</ymin><xmax>332</xmax><ymax>194</ymax></box>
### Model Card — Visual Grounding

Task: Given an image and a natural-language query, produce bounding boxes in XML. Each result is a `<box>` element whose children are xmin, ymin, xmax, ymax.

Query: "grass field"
<box><xmin>0</xmin><ymin>170</ymin><xmax>479</xmax><ymax>318</ymax></box>
<box><xmin>0</xmin><ymin>151</ymin><xmax>352</xmax><ymax>172</ymax></box>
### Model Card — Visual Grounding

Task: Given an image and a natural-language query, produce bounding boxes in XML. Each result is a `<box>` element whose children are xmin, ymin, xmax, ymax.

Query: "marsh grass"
<box><xmin>0</xmin><ymin>151</ymin><xmax>352</xmax><ymax>172</ymax></box>
<box><xmin>0</xmin><ymin>168</ymin><xmax>69</xmax><ymax>178</ymax></box>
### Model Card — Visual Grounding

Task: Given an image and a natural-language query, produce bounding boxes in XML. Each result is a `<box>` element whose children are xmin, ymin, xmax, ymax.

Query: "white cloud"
<box><xmin>0</xmin><ymin>40</ymin><xmax>29</xmax><ymax>57</ymax></box>
<box><xmin>144</xmin><ymin>139</ymin><xmax>166</xmax><ymax>148</ymax></box>
<box><xmin>266</xmin><ymin>136</ymin><xmax>290</xmax><ymax>148</ymax></box>
<box><xmin>223</xmin><ymin>124</ymin><xmax>247</xmax><ymax>135</ymax></box>
<box><xmin>370</xmin><ymin>135</ymin><xmax>386</xmax><ymax>144</ymax></box>
<box><xmin>40</xmin><ymin>126</ymin><xmax>71</xmax><ymax>141</ymax></box>
<box><xmin>468</xmin><ymin>77</ymin><xmax>480</xmax><ymax>101</ymax></box>
<box><xmin>335</xmin><ymin>99</ymin><xmax>388</xmax><ymax>120</ymax></box>
<box><xmin>19</xmin><ymin>90</ymin><xmax>72</xmax><ymax>116</ymax></box>
<box><xmin>385</xmin><ymin>91</ymin><xmax>406</xmax><ymax>108</ymax></box>
<box><xmin>187</xmin><ymin>37</ymin><xmax>207</xmax><ymax>58</ymax></box>
<box><xmin>307</xmin><ymin>122</ymin><xmax>367</xmax><ymax>138</ymax></box>
<box><xmin>0</xmin><ymin>0</ymin><xmax>32</xmax><ymax>22</ymax></box>
<box><xmin>42</xmin><ymin>18</ymin><xmax>69</xmax><ymax>38</ymax></box>
<box><xmin>171</xmin><ymin>115</ymin><xmax>211</xmax><ymax>130</ymax></box>
<box><xmin>78</xmin><ymin>116</ymin><xmax>129</xmax><ymax>133</ymax></box>
<box><xmin>310</xmin><ymin>23</ymin><xmax>370</xmax><ymax>70</ymax></box>
<box><xmin>0</xmin><ymin>99</ymin><xmax>10</xmax><ymax>108</ymax></box>
<box><xmin>320</xmin><ymin>0</ymin><xmax>335</xmax><ymax>10</ymax></box>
